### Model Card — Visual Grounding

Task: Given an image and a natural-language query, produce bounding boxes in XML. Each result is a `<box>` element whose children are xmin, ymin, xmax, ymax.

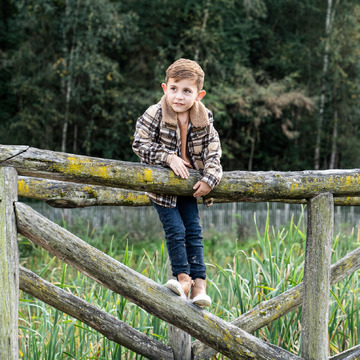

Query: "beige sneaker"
<box><xmin>165</xmin><ymin>273</ymin><xmax>192</xmax><ymax>298</ymax></box>
<box><xmin>190</xmin><ymin>278</ymin><xmax>211</xmax><ymax>307</ymax></box>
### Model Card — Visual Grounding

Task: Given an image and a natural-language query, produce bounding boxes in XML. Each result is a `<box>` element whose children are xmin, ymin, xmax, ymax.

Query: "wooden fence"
<box><xmin>1</xmin><ymin>145</ymin><xmax>360</xmax><ymax>359</ymax></box>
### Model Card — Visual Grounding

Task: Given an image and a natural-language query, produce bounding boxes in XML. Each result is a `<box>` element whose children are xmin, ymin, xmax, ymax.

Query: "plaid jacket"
<box><xmin>132</xmin><ymin>96</ymin><xmax>223</xmax><ymax>208</ymax></box>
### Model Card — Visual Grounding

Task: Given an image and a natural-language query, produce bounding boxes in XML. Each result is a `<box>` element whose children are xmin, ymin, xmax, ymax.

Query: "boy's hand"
<box><xmin>170</xmin><ymin>155</ymin><xmax>190</xmax><ymax>179</ymax></box>
<box><xmin>193</xmin><ymin>181</ymin><xmax>211</xmax><ymax>198</ymax></box>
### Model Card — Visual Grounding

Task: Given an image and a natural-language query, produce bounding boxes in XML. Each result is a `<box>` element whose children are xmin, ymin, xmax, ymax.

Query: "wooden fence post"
<box><xmin>167</xmin><ymin>263</ymin><xmax>192</xmax><ymax>360</ymax></box>
<box><xmin>301</xmin><ymin>192</ymin><xmax>333</xmax><ymax>360</ymax></box>
<box><xmin>0</xmin><ymin>167</ymin><xmax>19</xmax><ymax>360</ymax></box>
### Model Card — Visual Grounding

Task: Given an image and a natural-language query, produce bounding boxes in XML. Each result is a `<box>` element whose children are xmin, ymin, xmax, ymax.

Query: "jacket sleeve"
<box><xmin>200</xmin><ymin>111</ymin><xmax>223</xmax><ymax>189</ymax></box>
<box><xmin>132</xmin><ymin>104</ymin><xmax>175</xmax><ymax>166</ymax></box>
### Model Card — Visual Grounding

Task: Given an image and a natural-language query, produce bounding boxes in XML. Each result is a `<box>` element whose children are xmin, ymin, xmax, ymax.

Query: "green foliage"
<box><xmin>1</xmin><ymin>0</ymin><xmax>360</xmax><ymax>170</ymax></box>
<box><xmin>4</xmin><ymin>0</ymin><xmax>139</xmax><ymax>158</ymax></box>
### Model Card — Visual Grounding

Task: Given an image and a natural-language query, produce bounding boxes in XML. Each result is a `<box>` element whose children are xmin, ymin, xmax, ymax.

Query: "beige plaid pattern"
<box><xmin>132</xmin><ymin>100</ymin><xmax>222</xmax><ymax>208</ymax></box>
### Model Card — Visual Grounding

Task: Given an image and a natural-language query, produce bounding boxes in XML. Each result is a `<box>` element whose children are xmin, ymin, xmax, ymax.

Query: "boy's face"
<box><xmin>162</xmin><ymin>78</ymin><xmax>205</xmax><ymax>115</ymax></box>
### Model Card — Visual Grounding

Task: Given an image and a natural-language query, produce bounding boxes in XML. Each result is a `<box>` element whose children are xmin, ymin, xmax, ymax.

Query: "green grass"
<box><xmin>18</xmin><ymin>207</ymin><xmax>360</xmax><ymax>359</ymax></box>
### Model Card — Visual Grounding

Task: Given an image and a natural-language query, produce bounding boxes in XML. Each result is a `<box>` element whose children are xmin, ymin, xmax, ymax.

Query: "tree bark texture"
<box><xmin>19</xmin><ymin>266</ymin><xmax>174</xmax><ymax>360</ymax></box>
<box><xmin>329</xmin><ymin>98</ymin><xmax>338</xmax><ymax>169</ymax></box>
<box><xmin>314</xmin><ymin>0</ymin><xmax>333</xmax><ymax>170</ymax></box>
<box><xmin>15</xmin><ymin>201</ymin><xmax>302</xmax><ymax>360</ymax></box>
<box><xmin>0</xmin><ymin>145</ymin><xmax>29</xmax><ymax>162</ymax></box>
<box><xmin>17</xmin><ymin>176</ymin><xmax>360</xmax><ymax>207</ymax></box>
<box><xmin>192</xmin><ymin>242</ymin><xmax>360</xmax><ymax>359</ymax></box>
<box><xmin>18</xmin><ymin>176</ymin><xmax>151</xmax><ymax>207</ymax></box>
<box><xmin>301</xmin><ymin>193</ymin><xmax>333</xmax><ymax>360</ymax></box>
<box><xmin>168</xmin><ymin>316</ymin><xmax>192</xmax><ymax>360</ymax></box>
<box><xmin>2</xmin><ymin>146</ymin><xmax>360</xmax><ymax>202</ymax></box>
<box><xmin>329</xmin><ymin>345</ymin><xmax>360</xmax><ymax>360</ymax></box>
<box><xmin>0</xmin><ymin>167</ymin><xmax>19</xmax><ymax>360</ymax></box>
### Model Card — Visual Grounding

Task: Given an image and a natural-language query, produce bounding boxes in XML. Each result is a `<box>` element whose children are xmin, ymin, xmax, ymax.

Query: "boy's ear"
<box><xmin>197</xmin><ymin>90</ymin><xmax>206</xmax><ymax>101</ymax></box>
<box><xmin>161</xmin><ymin>83</ymin><xmax>167</xmax><ymax>93</ymax></box>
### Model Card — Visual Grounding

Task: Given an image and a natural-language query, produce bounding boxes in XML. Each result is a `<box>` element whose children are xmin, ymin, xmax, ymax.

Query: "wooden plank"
<box><xmin>15</xmin><ymin>201</ymin><xmax>303</xmax><ymax>360</ymax></box>
<box><xmin>2</xmin><ymin>146</ymin><xmax>360</xmax><ymax>201</ymax></box>
<box><xmin>17</xmin><ymin>176</ymin><xmax>360</xmax><ymax>207</ymax></box>
<box><xmin>0</xmin><ymin>167</ymin><xmax>18</xmax><ymax>360</ymax></box>
<box><xmin>301</xmin><ymin>193</ymin><xmax>333</xmax><ymax>360</ymax></box>
<box><xmin>19</xmin><ymin>266</ymin><xmax>174</xmax><ymax>360</ymax></box>
<box><xmin>192</xmin><ymin>236</ymin><xmax>360</xmax><ymax>359</ymax></box>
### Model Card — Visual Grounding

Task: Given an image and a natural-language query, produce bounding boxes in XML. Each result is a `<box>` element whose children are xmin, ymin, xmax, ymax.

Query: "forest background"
<box><xmin>1</xmin><ymin>0</ymin><xmax>360</xmax><ymax>172</ymax></box>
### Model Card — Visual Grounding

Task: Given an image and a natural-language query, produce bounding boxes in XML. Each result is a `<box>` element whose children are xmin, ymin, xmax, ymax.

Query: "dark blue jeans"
<box><xmin>151</xmin><ymin>196</ymin><xmax>206</xmax><ymax>280</ymax></box>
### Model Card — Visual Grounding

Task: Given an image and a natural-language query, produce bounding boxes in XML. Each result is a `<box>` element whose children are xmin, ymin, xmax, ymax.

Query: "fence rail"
<box><xmin>1</xmin><ymin>145</ymin><xmax>360</xmax><ymax>359</ymax></box>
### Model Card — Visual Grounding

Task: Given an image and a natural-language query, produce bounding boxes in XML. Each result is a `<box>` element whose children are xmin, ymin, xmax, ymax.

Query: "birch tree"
<box><xmin>314</xmin><ymin>0</ymin><xmax>334</xmax><ymax>170</ymax></box>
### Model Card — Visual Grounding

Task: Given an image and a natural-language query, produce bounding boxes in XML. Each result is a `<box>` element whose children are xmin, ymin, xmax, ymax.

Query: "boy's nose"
<box><xmin>176</xmin><ymin>92</ymin><xmax>184</xmax><ymax>99</ymax></box>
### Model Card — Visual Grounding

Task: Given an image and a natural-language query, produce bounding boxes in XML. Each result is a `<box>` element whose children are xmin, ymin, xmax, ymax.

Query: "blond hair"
<box><xmin>165</xmin><ymin>58</ymin><xmax>205</xmax><ymax>91</ymax></box>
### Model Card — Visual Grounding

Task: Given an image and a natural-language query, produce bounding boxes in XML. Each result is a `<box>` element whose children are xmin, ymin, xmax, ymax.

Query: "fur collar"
<box><xmin>160</xmin><ymin>95</ymin><xmax>209</xmax><ymax>128</ymax></box>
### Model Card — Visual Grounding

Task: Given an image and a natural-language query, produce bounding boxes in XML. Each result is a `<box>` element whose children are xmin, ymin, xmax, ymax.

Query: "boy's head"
<box><xmin>165</xmin><ymin>58</ymin><xmax>205</xmax><ymax>92</ymax></box>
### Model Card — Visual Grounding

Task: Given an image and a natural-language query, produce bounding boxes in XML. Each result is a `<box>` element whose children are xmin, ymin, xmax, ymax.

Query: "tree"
<box><xmin>326</xmin><ymin>2</ymin><xmax>360</xmax><ymax>169</ymax></box>
<box><xmin>8</xmin><ymin>0</ymin><xmax>138</xmax><ymax>155</ymax></box>
<box><xmin>314</xmin><ymin>0</ymin><xmax>334</xmax><ymax>170</ymax></box>
<box><xmin>0</xmin><ymin>0</ymin><xmax>19</xmax><ymax>143</ymax></box>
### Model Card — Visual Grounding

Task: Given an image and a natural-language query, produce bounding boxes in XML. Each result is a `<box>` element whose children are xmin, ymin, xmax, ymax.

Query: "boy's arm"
<box><xmin>132</xmin><ymin>105</ymin><xmax>175</xmax><ymax>167</ymax></box>
<box><xmin>200</xmin><ymin>114</ymin><xmax>223</xmax><ymax>190</ymax></box>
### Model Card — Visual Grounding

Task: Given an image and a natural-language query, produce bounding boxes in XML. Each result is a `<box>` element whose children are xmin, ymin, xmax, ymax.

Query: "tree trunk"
<box><xmin>61</xmin><ymin>74</ymin><xmax>72</xmax><ymax>153</ymax></box>
<box><xmin>61</xmin><ymin>0</ymin><xmax>79</xmax><ymax>153</ymax></box>
<box><xmin>248</xmin><ymin>136</ymin><xmax>255</xmax><ymax>171</ymax></box>
<box><xmin>73</xmin><ymin>123</ymin><xmax>78</xmax><ymax>153</ymax></box>
<box><xmin>194</xmin><ymin>0</ymin><xmax>210</xmax><ymax>62</ymax></box>
<box><xmin>329</xmin><ymin>97</ymin><xmax>338</xmax><ymax>169</ymax></box>
<box><xmin>314</xmin><ymin>0</ymin><xmax>333</xmax><ymax>170</ymax></box>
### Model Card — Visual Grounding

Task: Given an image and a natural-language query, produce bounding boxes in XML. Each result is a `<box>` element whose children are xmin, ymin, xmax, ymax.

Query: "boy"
<box><xmin>132</xmin><ymin>58</ymin><xmax>222</xmax><ymax>307</ymax></box>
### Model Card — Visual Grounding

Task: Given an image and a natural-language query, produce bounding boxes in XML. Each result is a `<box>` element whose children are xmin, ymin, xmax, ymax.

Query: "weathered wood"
<box><xmin>17</xmin><ymin>176</ymin><xmax>360</xmax><ymax>207</ymax></box>
<box><xmin>18</xmin><ymin>176</ymin><xmax>151</xmax><ymax>207</ymax></box>
<box><xmin>168</xmin><ymin>319</ymin><xmax>192</xmax><ymax>360</ymax></box>
<box><xmin>19</xmin><ymin>266</ymin><xmax>174</xmax><ymax>360</ymax></box>
<box><xmin>0</xmin><ymin>167</ymin><xmax>18</xmax><ymax>360</ymax></box>
<box><xmin>301</xmin><ymin>193</ymin><xmax>333</xmax><ymax>360</ymax></box>
<box><xmin>166</xmin><ymin>263</ymin><xmax>191</xmax><ymax>360</ymax></box>
<box><xmin>329</xmin><ymin>345</ymin><xmax>360</xmax><ymax>360</ymax></box>
<box><xmin>192</xmin><ymin>241</ymin><xmax>360</xmax><ymax>359</ymax></box>
<box><xmin>0</xmin><ymin>145</ymin><xmax>28</xmax><ymax>162</ymax></box>
<box><xmin>15</xmin><ymin>202</ymin><xmax>302</xmax><ymax>360</ymax></box>
<box><xmin>2</xmin><ymin>146</ymin><xmax>360</xmax><ymax>201</ymax></box>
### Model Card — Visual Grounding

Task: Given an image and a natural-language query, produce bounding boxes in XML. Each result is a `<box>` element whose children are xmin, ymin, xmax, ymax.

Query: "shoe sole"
<box><xmin>191</xmin><ymin>294</ymin><xmax>211</xmax><ymax>308</ymax></box>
